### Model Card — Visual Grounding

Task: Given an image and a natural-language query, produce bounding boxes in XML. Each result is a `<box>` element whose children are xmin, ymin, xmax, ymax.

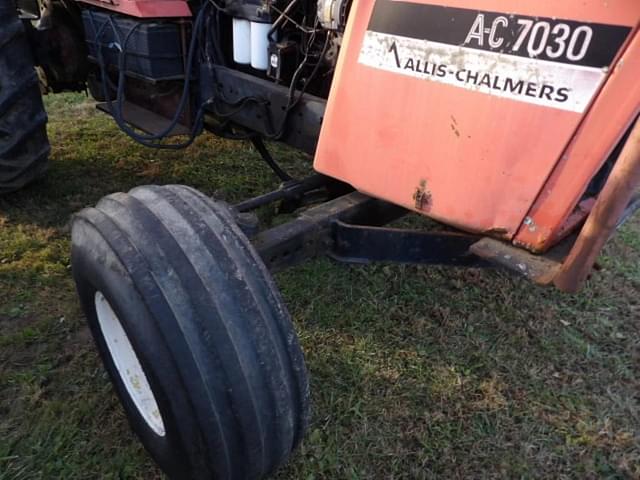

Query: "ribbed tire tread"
<box><xmin>71</xmin><ymin>185</ymin><xmax>310</xmax><ymax>480</ymax></box>
<box><xmin>0</xmin><ymin>1</ymin><xmax>50</xmax><ymax>194</ymax></box>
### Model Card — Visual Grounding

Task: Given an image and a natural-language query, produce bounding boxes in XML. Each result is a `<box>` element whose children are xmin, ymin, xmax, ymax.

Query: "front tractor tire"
<box><xmin>0</xmin><ymin>2</ymin><xmax>50</xmax><ymax>194</ymax></box>
<box><xmin>71</xmin><ymin>185</ymin><xmax>310</xmax><ymax>480</ymax></box>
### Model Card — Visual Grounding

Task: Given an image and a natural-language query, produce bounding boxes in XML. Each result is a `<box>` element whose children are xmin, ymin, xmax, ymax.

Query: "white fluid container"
<box><xmin>232</xmin><ymin>18</ymin><xmax>251</xmax><ymax>64</ymax></box>
<box><xmin>250</xmin><ymin>22</ymin><xmax>272</xmax><ymax>70</ymax></box>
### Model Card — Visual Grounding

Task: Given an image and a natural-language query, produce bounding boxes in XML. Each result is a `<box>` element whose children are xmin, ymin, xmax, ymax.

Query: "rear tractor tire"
<box><xmin>71</xmin><ymin>185</ymin><xmax>310</xmax><ymax>479</ymax></box>
<box><xmin>0</xmin><ymin>2</ymin><xmax>50</xmax><ymax>194</ymax></box>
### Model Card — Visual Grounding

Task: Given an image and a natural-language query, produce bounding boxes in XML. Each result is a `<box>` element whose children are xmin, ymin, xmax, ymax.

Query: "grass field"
<box><xmin>1</xmin><ymin>93</ymin><xmax>639</xmax><ymax>479</ymax></box>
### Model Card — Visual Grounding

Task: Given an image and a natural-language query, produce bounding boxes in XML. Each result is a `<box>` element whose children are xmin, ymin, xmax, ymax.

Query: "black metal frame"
<box><xmin>232</xmin><ymin>172</ymin><xmax>640</xmax><ymax>283</ymax></box>
<box><xmin>204</xmin><ymin>66</ymin><xmax>326</xmax><ymax>155</ymax></box>
<box><xmin>233</xmin><ymin>176</ymin><xmax>495</xmax><ymax>273</ymax></box>
<box><xmin>330</xmin><ymin>221</ymin><xmax>490</xmax><ymax>268</ymax></box>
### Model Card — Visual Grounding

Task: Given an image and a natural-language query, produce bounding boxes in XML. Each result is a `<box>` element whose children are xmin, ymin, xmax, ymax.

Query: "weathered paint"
<box><xmin>514</xmin><ymin>29</ymin><xmax>640</xmax><ymax>252</ymax></box>
<box><xmin>314</xmin><ymin>0</ymin><xmax>639</xmax><ymax>248</ymax></box>
<box><xmin>554</xmin><ymin>118</ymin><xmax>640</xmax><ymax>292</ymax></box>
<box><xmin>74</xmin><ymin>0</ymin><xmax>191</xmax><ymax>18</ymax></box>
<box><xmin>470</xmin><ymin>237</ymin><xmax>560</xmax><ymax>285</ymax></box>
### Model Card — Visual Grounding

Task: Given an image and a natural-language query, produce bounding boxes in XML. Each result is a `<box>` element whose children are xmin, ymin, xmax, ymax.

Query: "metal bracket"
<box><xmin>253</xmin><ymin>192</ymin><xmax>406</xmax><ymax>271</ymax></box>
<box><xmin>470</xmin><ymin>238</ymin><xmax>561</xmax><ymax>284</ymax></box>
<box><xmin>331</xmin><ymin>221</ymin><xmax>489</xmax><ymax>267</ymax></box>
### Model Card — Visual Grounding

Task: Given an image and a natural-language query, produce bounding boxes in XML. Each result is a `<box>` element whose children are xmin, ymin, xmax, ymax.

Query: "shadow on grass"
<box><xmin>1</xmin><ymin>94</ymin><xmax>313</xmax><ymax>230</ymax></box>
<box><xmin>1</xmin><ymin>93</ymin><xmax>638</xmax><ymax>479</ymax></box>
<box><xmin>274</xmin><ymin>253</ymin><xmax>640</xmax><ymax>478</ymax></box>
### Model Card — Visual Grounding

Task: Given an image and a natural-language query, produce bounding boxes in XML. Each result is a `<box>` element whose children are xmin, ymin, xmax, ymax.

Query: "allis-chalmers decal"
<box><xmin>358</xmin><ymin>0</ymin><xmax>632</xmax><ymax>112</ymax></box>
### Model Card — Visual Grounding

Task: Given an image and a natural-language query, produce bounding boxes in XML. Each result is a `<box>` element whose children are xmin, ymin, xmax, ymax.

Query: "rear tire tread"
<box><xmin>0</xmin><ymin>5</ymin><xmax>50</xmax><ymax>194</ymax></box>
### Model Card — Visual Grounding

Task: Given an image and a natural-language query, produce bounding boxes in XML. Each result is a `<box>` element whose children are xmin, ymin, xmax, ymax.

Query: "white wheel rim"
<box><xmin>94</xmin><ymin>291</ymin><xmax>166</xmax><ymax>436</ymax></box>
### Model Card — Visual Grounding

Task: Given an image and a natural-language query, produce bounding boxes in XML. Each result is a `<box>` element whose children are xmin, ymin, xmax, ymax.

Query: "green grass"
<box><xmin>1</xmin><ymin>93</ymin><xmax>639</xmax><ymax>479</ymax></box>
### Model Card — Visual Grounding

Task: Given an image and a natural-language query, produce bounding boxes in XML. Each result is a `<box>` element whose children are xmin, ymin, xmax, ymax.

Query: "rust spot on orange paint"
<box><xmin>413</xmin><ymin>179</ymin><xmax>432</xmax><ymax>211</ymax></box>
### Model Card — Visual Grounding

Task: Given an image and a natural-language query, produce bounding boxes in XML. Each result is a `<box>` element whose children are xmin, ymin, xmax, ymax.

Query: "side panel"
<box><xmin>514</xmin><ymin>31</ymin><xmax>640</xmax><ymax>252</ymax></box>
<box><xmin>314</xmin><ymin>0</ymin><xmax>639</xmax><ymax>238</ymax></box>
<box><xmin>74</xmin><ymin>0</ymin><xmax>191</xmax><ymax>18</ymax></box>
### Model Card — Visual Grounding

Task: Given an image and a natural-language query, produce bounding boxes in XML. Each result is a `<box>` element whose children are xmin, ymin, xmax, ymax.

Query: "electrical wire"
<box><xmin>264</xmin><ymin>28</ymin><xmax>331</xmax><ymax>140</ymax></box>
<box><xmin>202</xmin><ymin>0</ymin><xmax>328</xmax><ymax>142</ymax></box>
<box><xmin>88</xmin><ymin>0</ymin><xmax>330</xmax><ymax>149</ymax></box>
<box><xmin>270</xmin><ymin>1</ymin><xmax>315</xmax><ymax>35</ymax></box>
<box><xmin>88</xmin><ymin>5</ymin><xmax>211</xmax><ymax>149</ymax></box>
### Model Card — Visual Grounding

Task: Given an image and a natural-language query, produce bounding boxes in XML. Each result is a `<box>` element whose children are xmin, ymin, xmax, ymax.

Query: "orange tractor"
<box><xmin>2</xmin><ymin>0</ymin><xmax>639</xmax><ymax>477</ymax></box>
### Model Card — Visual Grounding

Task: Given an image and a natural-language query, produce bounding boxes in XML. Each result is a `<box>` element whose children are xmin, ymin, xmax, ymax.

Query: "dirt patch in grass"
<box><xmin>0</xmin><ymin>93</ymin><xmax>639</xmax><ymax>479</ymax></box>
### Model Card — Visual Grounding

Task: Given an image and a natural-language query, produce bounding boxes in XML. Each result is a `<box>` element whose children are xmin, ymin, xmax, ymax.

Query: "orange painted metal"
<box><xmin>75</xmin><ymin>0</ymin><xmax>191</xmax><ymax>18</ymax></box>
<box><xmin>314</xmin><ymin>0</ymin><xmax>639</xmax><ymax>245</ymax></box>
<box><xmin>554</xmin><ymin>117</ymin><xmax>640</xmax><ymax>292</ymax></box>
<box><xmin>514</xmin><ymin>32</ymin><xmax>640</xmax><ymax>252</ymax></box>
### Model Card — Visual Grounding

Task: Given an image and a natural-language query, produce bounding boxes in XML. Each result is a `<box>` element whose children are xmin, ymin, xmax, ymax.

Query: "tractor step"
<box><xmin>96</xmin><ymin>101</ymin><xmax>190</xmax><ymax>137</ymax></box>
